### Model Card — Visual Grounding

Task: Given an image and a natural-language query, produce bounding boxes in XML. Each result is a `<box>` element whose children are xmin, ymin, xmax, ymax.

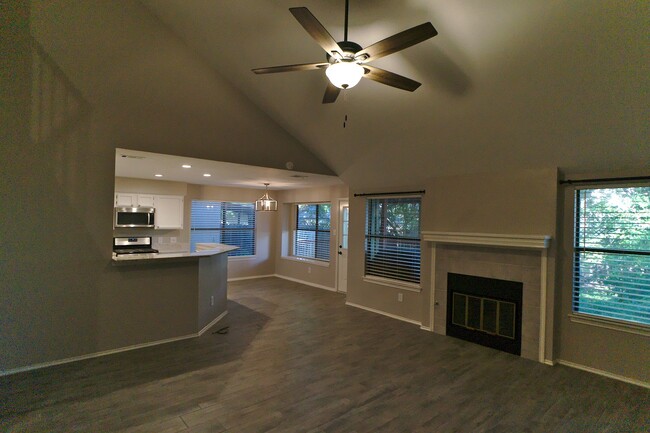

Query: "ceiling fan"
<box><xmin>252</xmin><ymin>0</ymin><xmax>438</xmax><ymax>104</ymax></box>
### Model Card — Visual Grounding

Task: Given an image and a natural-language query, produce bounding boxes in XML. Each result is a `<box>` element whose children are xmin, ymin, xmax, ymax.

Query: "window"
<box><xmin>573</xmin><ymin>186</ymin><xmax>650</xmax><ymax>326</ymax></box>
<box><xmin>190</xmin><ymin>201</ymin><xmax>255</xmax><ymax>257</ymax></box>
<box><xmin>365</xmin><ymin>197</ymin><xmax>421</xmax><ymax>285</ymax></box>
<box><xmin>294</xmin><ymin>203</ymin><xmax>330</xmax><ymax>261</ymax></box>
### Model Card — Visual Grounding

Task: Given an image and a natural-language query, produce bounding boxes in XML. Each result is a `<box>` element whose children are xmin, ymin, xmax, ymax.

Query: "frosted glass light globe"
<box><xmin>325</xmin><ymin>61</ymin><xmax>364</xmax><ymax>89</ymax></box>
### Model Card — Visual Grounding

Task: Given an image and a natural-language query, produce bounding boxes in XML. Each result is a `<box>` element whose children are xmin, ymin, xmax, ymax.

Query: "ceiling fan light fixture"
<box><xmin>326</xmin><ymin>61</ymin><xmax>364</xmax><ymax>89</ymax></box>
<box><xmin>255</xmin><ymin>183</ymin><xmax>278</xmax><ymax>211</ymax></box>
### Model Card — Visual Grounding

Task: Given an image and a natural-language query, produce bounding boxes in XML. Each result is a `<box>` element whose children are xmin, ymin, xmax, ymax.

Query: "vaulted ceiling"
<box><xmin>31</xmin><ymin>0</ymin><xmax>649</xmax><ymax>188</ymax></box>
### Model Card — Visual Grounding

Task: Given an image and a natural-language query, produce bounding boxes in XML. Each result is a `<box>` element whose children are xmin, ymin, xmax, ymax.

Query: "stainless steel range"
<box><xmin>113</xmin><ymin>236</ymin><xmax>159</xmax><ymax>255</ymax></box>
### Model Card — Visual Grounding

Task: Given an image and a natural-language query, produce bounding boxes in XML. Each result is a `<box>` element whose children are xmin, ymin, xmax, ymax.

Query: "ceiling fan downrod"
<box><xmin>344</xmin><ymin>0</ymin><xmax>349</xmax><ymax>42</ymax></box>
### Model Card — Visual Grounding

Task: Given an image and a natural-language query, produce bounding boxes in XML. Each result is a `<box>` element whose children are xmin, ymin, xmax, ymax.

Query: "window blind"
<box><xmin>573</xmin><ymin>187</ymin><xmax>650</xmax><ymax>325</ymax></box>
<box><xmin>294</xmin><ymin>203</ymin><xmax>330</xmax><ymax>261</ymax></box>
<box><xmin>365</xmin><ymin>197</ymin><xmax>421</xmax><ymax>284</ymax></box>
<box><xmin>190</xmin><ymin>201</ymin><xmax>255</xmax><ymax>256</ymax></box>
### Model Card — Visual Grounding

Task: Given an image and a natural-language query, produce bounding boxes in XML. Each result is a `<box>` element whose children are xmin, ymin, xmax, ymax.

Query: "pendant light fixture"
<box><xmin>255</xmin><ymin>183</ymin><xmax>278</xmax><ymax>211</ymax></box>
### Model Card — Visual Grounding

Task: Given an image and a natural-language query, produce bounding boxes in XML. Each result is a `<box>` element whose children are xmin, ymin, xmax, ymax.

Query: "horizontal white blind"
<box><xmin>365</xmin><ymin>197</ymin><xmax>421</xmax><ymax>284</ymax></box>
<box><xmin>190</xmin><ymin>201</ymin><xmax>255</xmax><ymax>256</ymax></box>
<box><xmin>295</xmin><ymin>204</ymin><xmax>330</xmax><ymax>261</ymax></box>
<box><xmin>573</xmin><ymin>187</ymin><xmax>650</xmax><ymax>325</ymax></box>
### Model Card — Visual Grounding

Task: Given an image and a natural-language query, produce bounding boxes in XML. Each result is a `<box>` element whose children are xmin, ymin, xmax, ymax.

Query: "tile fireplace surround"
<box><xmin>422</xmin><ymin>232</ymin><xmax>552</xmax><ymax>363</ymax></box>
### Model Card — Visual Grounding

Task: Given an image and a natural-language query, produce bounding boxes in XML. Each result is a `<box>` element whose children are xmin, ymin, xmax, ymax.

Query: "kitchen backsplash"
<box><xmin>154</xmin><ymin>237</ymin><xmax>190</xmax><ymax>253</ymax></box>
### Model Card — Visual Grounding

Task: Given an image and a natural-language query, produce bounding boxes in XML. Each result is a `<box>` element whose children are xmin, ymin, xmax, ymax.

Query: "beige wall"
<box><xmin>346</xmin><ymin>169</ymin><xmax>558</xmax><ymax>347</ymax></box>
<box><xmin>0</xmin><ymin>3</ymin><xmax>338</xmax><ymax>372</ymax></box>
<box><xmin>346</xmin><ymin>183</ymin><xmax>430</xmax><ymax>322</ymax></box>
<box><xmin>274</xmin><ymin>186</ymin><xmax>349</xmax><ymax>290</ymax></box>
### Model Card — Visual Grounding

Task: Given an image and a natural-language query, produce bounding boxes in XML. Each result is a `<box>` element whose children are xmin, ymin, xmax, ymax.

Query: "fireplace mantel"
<box><xmin>422</xmin><ymin>231</ymin><xmax>551</xmax><ymax>249</ymax></box>
<box><xmin>424</xmin><ymin>231</ymin><xmax>553</xmax><ymax>364</ymax></box>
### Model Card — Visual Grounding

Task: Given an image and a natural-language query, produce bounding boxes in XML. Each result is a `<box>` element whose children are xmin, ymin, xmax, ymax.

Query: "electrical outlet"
<box><xmin>308</xmin><ymin>266</ymin><xmax>312</xmax><ymax>274</ymax></box>
<box><xmin>210</xmin><ymin>296</ymin><xmax>214</xmax><ymax>306</ymax></box>
<box><xmin>398</xmin><ymin>293</ymin><xmax>403</xmax><ymax>302</ymax></box>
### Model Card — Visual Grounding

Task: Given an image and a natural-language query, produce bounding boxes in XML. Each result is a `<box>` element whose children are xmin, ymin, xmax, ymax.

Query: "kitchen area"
<box><xmin>107</xmin><ymin>147</ymin><xmax>344</xmax><ymax>350</ymax></box>
<box><xmin>110</xmin><ymin>173</ymin><xmax>239</xmax><ymax>339</ymax></box>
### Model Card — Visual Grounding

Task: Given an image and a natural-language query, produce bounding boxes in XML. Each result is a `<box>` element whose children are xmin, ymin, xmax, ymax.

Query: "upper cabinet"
<box><xmin>114</xmin><ymin>193</ymin><xmax>184</xmax><ymax>229</ymax></box>
<box><xmin>153</xmin><ymin>195</ymin><xmax>184</xmax><ymax>230</ymax></box>
<box><xmin>115</xmin><ymin>193</ymin><xmax>154</xmax><ymax>207</ymax></box>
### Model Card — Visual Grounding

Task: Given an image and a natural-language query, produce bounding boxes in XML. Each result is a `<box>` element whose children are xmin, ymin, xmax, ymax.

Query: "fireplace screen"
<box><xmin>451</xmin><ymin>293</ymin><xmax>516</xmax><ymax>339</ymax></box>
<box><xmin>446</xmin><ymin>273</ymin><xmax>522</xmax><ymax>355</ymax></box>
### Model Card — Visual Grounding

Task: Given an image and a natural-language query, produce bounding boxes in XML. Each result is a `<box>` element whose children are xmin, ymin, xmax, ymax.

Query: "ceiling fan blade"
<box><xmin>289</xmin><ymin>7</ymin><xmax>343</xmax><ymax>57</ymax></box>
<box><xmin>355</xmin><ymin>22</ymin><xmax>438</xmax><ymax>63</ymax></box>
<box><xmin>322</xmin><ymin>82</ymin><xmax>341</xmax><ymax>104</ymax></box>
<box><xmin>252</xmin><ymin>62</ymin><xmax>329</xmax><ymax>74</ymax></box>
<box><xmin>362</xmin><ymin>65</ymin><xmax>421</xmax><ymax>92</ymax></box>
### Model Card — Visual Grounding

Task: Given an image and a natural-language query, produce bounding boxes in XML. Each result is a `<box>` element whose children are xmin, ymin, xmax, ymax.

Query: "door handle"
<box><xmin>338</xmin><ymin>251</ymin><xmax>342</xmax><ymax>255</ymax></box>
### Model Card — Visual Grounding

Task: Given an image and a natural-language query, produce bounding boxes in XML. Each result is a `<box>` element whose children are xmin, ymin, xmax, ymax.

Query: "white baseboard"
<box><xmin>198</xmin><ymin>310</ymin><xmax>228</xmax><ymax>336</ymax></box>
<box><xmin>1</xmin><ymin>310</ymin><xmax>229</xmax><ymax>377</ymax></box>
<box><xmin>420</xmin><ymin>325</ymin><xmax>433</xmax><ymax>331</ymax></box>
<box><xmin>556</xmin><ymin>359</ymin><xmax>649</xmax><ymax>389</ymax></box>
<box><xmin>228</xmin><ymin>274</ymin><xmax>275</xmax><ymax>282</ymax></box>
<box><xmin>274</xmin><ymin>274</ymin><xmax>337</xmax><ymax>292</ymax></box>
<box><xmin>346</xmin><ymin>301</ymin><xmax>421</xmax><ymax>326</ymax></box>
<box><xmin>543</xmin><ymin>359</ymin><xmax>556</xmax><ymax>366</ymax></box>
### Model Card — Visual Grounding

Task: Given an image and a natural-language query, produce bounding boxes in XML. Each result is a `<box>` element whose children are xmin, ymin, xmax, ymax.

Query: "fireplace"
<box><xmin>446</xmin><ymin>273</ymin><xmax>523</xmax><ymax>355</ymax></box>
<box><xmin>423</xmin><ymin>232</ymin><xmax>551</xmax><ymax>362</ymax></box>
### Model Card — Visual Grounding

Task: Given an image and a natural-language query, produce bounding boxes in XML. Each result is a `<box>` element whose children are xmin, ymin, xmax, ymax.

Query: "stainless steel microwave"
<box><xmin>114</xmin><ymin>206</ymin><xmax>155</xmax><ymax>228</ymax></box>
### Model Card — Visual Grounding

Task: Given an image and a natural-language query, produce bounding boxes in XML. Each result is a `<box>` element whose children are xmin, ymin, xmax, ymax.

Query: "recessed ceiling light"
<box><xmin>154</xmin><ymin>174</ymin><xmax>163</xmax><ymax>177</ymax></box>
<box><xmin>203</xmin><ymin>173</ymin><xmax>211</xmax><ymax>177</ymax></box>
<box><xmin>182</xmin><ymin>164</ymin><xmax>192</xmax><ymax>168</ymax></box>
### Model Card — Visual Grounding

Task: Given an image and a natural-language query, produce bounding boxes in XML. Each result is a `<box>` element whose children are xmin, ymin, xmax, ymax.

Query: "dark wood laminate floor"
<box><xmin>1</xmin><ymin>277</ymin><xmax>648</xmax><ymax>432</ymax></box>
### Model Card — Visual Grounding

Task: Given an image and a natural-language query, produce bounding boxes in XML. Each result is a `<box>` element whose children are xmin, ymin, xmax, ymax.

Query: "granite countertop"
<box><xmin>112</xmin><ymin>244</ymin><xmax>239</xmax><ymax>264</ymax></box>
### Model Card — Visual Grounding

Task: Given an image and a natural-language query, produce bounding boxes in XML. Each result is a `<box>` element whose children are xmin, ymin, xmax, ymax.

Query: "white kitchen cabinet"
<box><xmin>137</xmin><ymin>194</ymin><xmax>155</xmax><ymax>207</ymax></box>
<box><xmin>153</xmin><ymin>195</ymin><xmax>184</xmax><ymax>229</ymax></box>
<box><xmin>115</xmin><ymin>193</ymin><xmax>155</xmax><ymax>207</ymax></box>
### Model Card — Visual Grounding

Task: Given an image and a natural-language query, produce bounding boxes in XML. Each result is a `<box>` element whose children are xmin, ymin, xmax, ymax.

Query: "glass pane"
<box><xmin>482</xmin><ymin>299</ymin><xmax>497</xmax><ymax>334</ymax></box>
<box><xmin>297</xmin><ymin>204</ymin><xmax>317</xmax><ymax>230</ymax></box>
<box><xmin>364</xmin><ymin>197</ymin><xmax>421</xmax><ymax>284</ymax></box>
<box><xmin>452</xmin><ymin>293</ymin><xmax>466</xmax><ymax>327</ymax></box>
<box><xmin>574</xmin><ymin>187</ymin><xmax>650</xmax><ymax>325</ymax></box>
<box><xmin>467</xmin><ymin>296</ymin><xmax>481</xmax><ymax>329</ymax></box>
<box><xmin>342</xmin><ymin>207</ymin><xmax>349</xmax><ymax>249</ymax></box>
<box><xmin>190</xmin><ymin>200</ymin><xmax>255</xmax><ymax>256</ymax></box>
<box><xmin>498</xmin><ymin>302</ymin><xmax>515</xmax><ymax>339</ymax></box>
<box><xmin>318</xmin><ymin>204</ymin><xmax>331</xmax><ymax>230</ymax></box>
<box><xmin>366</xmin><ymin>197</ymin><xmax>420</xmax><ymax>239</ymax></box>
<box><xmin>294</xmin><ymin>203</ymin><xmax>331</xmax><ymax>260</ymax></box>
<box><xmin>576</xmin><ymin>187</ymin><xmax>650</xmax><ymax>251</ymax></box>
<box><xmin>295</xmin><ymin>230</ymin><xmax>316</xmax><ymax>258</ymax></box>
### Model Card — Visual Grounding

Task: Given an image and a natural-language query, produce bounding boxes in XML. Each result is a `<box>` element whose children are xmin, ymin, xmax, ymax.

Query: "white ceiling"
<box><xmin>115</xmin><ymin>148</ymin><xmax>343</xmax><ymax>190</ymax></box>
<box><xmin>31</xmin><ymin>0</ymin><xmax>650</xmax><ymax>189</ymax></box>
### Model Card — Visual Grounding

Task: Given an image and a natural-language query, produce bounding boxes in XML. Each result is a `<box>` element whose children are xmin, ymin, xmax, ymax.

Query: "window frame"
<box><xmin>363</xmin><ymin>195</ymin><xmax>422</xmax><ymax>290</ymax></box>
<box><xmin>189</xmin><ymin>200</ymin><xmax>256</xmax><ymax>257</ymax></box>
<box><xmin>292</xmin><ymin>202</ymin><xmax>331</xmax><ymax>262</ymax></box>
<box><xmin>571</xmin><ymin>185</ymin><xmax>650</xmax><ymax>331</ymax></box>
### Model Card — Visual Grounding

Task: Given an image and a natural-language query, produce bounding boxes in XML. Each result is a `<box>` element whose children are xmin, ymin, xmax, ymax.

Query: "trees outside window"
<box><xmin>365</xmin><ymin>197</ymin><xmax>421</xmax><ymax>284</ymax></box>
<box><xmin>295</xmin><ymin>203</ymin><xmax>330</xmax><ymax>261</ymax></box>
<box><xmin>573</xmin><ymin>186</ymin><xmax>650</xmax><ymax>325</ymax></box>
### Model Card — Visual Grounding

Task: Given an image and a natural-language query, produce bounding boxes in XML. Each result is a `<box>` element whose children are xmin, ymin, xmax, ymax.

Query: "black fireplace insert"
<box><xmin>446</xmin><ymin>273</ymin><xmax>523</xmax><ymax>355</ymax></box>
